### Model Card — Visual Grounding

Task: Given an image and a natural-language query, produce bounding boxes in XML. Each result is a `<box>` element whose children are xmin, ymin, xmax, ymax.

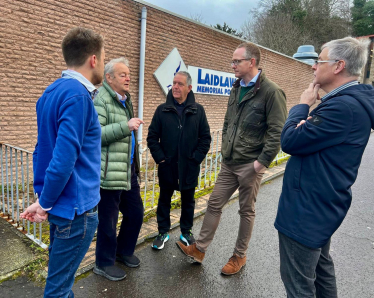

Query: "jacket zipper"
<box><xmin>104</xmin><ymin>151</ymin><xmax>109</xmax><ymax>179</ymax></box>
<box><xmin>165</xmin><ymin>105</ymin><xmax>194</xmax><ymax>186</ymax></box>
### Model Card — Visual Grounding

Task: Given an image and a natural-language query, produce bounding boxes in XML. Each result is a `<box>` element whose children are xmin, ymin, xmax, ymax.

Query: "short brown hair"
<box><xmin>62</xmin><ymin>27</ymin><xmax>104</xmax><ymax>67</ymax></box>
<box><xmin>237</xmin><ymin>42</ymin><xmax>261</xmax><ymax>66</ymax></box>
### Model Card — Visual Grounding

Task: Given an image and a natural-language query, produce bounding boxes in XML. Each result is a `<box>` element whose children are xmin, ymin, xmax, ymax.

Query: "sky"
<box><xmin>142</xmin><ymin>0</ymin><xmax>261</xmax><ymax>31</ymax></box>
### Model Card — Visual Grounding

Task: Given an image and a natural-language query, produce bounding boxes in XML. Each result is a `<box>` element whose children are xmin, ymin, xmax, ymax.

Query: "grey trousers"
<box><xmin>279</xmin><ymin>232</ymin><xmax>338</xmax><ymax>298</ymax></box>
<box><xmin>196</xmin><ymin>162</ymin><xmax>264</xmax><ymax>258</ymax></box>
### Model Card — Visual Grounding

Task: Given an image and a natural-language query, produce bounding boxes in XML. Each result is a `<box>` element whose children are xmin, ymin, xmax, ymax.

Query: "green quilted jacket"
<box><xmin>94</xmin><ymin>81</ymin><xmax>140</xmax><ymax>190</ymax></box>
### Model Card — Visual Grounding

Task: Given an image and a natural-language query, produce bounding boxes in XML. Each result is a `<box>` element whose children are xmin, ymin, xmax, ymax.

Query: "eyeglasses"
<box><xmin>231</xmin><ymin>59</ymin><xmax>251</xmax><ymax>66</ymax></box>
<box><xmin>313</xmin><ymin>60</ymin><xmax>340</xmax><ymax>66</ymax></box>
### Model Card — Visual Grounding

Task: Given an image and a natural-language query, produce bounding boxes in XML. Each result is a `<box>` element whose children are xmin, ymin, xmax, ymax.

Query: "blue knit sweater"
<box><xmin>33</xmin><ymin>78</ymin><xmax>101</xmax><ymax>220</ymax></box>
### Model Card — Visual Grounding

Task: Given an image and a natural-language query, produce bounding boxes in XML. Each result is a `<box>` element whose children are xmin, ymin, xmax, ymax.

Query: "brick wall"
<box><xmin>0</xmin><ymin>0</ymin><xmax>314</xmax><ymax>152</ymax></box>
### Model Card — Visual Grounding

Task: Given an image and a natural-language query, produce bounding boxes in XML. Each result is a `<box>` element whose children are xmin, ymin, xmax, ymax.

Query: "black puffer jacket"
<box><xmin>147</xmin><ymin>90</ymin><xmax>211</xmax><ymax>190</ymax></box>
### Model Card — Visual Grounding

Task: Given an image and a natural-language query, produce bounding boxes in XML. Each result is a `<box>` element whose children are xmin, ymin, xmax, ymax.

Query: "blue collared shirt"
<box><xmin>240</xmin><ymin>71</ymin><xmax>260</xmax><ymax>88</ymax></box>
<box><xmin>321</xmin><ymin>80</ymin><xmax>359</xmax><ymax>102</ymax></box>
<box><xmin>62</xmin><ymin>69</ymin><xmax>98</xmax><ymax>99</ymax></box>
<box><xmin>116</xmin><ymin>92</ymin><xmax>136</xmax><ymax>165</ymax></box>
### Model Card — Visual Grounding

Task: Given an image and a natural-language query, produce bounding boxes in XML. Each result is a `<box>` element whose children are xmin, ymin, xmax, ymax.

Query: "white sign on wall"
<box><xmin>154</xmin><ymin>48</ymin><xmax>237</xmax><ymax>97</ymax></box>
<box><xmin>153</xmin><ymin>48</ymin><xmax>188</xmax><ymax>95</ymax></box>
<box><xmin>188</xmin><ymin>66</ymin><xmax>237</xmax><ymax>96</ymax></box>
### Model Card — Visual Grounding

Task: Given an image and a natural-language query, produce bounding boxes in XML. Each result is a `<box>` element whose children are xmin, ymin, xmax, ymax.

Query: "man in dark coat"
<box><xmin>147</xmin><ymin>71</ymin><xmax>211</xmax><ymax>250</ymax></box>
<box><xmin>176</xmin><ymin>42</ymin><xmax>287</xmax><ymax>276</ymax></box>
<box><xmin>274</xmin><ymin>37</ymin><xmax>374</xmax><ymax>297</ymax></box>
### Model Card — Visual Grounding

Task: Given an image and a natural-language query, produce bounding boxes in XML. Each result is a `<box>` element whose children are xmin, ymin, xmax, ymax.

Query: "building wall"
<box><xmin>0</xmin><ymin>0</ymin><xmax>314</xmax><ymax>152</ymax></box>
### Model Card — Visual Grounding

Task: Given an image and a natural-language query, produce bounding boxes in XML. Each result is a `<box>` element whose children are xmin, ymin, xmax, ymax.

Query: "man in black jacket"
<box><xmin>147</xmin><ymin>71</ymin><xmax>211</xmax><ymax>250</ymax></box>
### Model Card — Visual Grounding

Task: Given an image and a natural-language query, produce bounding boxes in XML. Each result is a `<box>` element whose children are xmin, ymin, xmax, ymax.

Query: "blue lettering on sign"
<box><xmin>198</xmin><ymin>69</ymin><xmax>205</xmax><ymax>84</ymax></box>
<box><xmin>213</xmin><ymin>75</ymin><xmax>219</xmax><ymax>86</ymax></box>
<box><xmin>195</xmin><ymin>68</ymin><xmax>235</xmax><ymax>95</ymax></box>
<box><xmin>205</xmin><ymin>73</ymin><xmax>210</xmax><ymax>85</ymax></box>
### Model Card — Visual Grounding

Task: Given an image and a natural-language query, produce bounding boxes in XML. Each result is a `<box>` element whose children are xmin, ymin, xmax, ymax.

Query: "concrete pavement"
<box><xmin>2</xmin><ymin>135</ymin><xmax>374</xmax><ymax>297</ymax></box>
<box><xmin>76</xmin><ymin>162</ymin><xmax>287</xmax><ymax>276</ymax></box>
<box><xmin>69</xmin><ymin>136</ymin><xmax>374</xmax><ymax>297</ymax></box>
<box><xmin>0</xmin><ymin>217</ymin><xmax>37</xmax><ymax>281</ymax></box>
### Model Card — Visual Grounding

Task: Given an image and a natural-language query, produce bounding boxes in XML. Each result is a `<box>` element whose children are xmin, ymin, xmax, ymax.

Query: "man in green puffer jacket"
<box><xmin>93</xmin><ymin>57</ymin><xmax>145</xmax><ymax>281</ymax></box>
<box><xmin>177</xmin><ymin>42</ymin><xmax>287</xmax><ymax>276</ymax></box>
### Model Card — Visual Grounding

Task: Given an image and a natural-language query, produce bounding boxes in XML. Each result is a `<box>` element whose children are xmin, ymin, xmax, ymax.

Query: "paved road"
<box><xmin>1</xmin><ymin>137</ymin><xmax>374</xmax><ymax>298</ymax></box>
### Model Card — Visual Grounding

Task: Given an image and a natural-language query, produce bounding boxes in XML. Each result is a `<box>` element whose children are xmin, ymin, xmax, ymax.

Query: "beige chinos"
<box><xmin>196</xmin><ymin>161</ymin><xmax>265</xmax><ymax>258</ymax></box>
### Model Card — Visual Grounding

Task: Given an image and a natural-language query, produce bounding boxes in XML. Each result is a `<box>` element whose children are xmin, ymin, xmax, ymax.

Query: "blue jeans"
<box><xmin>44</xmin><ymin>206</ymin><xmax>98</xmax><ymax>298</ymax></box>
<box><xmin>278</xmin><ymin>232</ymin><xmax>338</xmax><ymax>298</ymax></box>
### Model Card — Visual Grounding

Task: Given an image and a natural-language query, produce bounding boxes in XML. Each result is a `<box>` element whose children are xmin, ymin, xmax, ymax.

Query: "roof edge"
<box><xmin>132</xmin><ymin>0</ymin><xmax>312</xmax><ymax>66</ymax></box>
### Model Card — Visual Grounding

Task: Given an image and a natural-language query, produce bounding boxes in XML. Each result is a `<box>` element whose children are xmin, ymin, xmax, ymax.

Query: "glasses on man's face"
<box><xmin>231</xmin><ymin>59</ymin><xmax>251</xmax><ymax>66</ymax></box>
<box><xmin>313</xmin><ymin>60</ymin><xmax>340</xmax><ymax>66</ymax></box>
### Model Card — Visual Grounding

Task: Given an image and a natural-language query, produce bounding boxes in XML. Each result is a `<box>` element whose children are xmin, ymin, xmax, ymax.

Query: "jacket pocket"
<box><xmin>157</xmin><ymin>159</ymin><xmax>174</xmax><ymax>187</ymax></box>
<box><xmin>186</xmin><ymin>160</ymin><xmax>200</xmax><ymax>185</ymax></box>
<box><xmin>241</xmin><ymin>104</ymin><xmax>266</xmax><ymax>129</ymax></box>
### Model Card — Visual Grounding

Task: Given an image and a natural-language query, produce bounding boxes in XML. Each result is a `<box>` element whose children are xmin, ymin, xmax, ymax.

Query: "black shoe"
<box><xmin>152</xmin><ymin>233</ymin><xmax>170</xmax><ymax>250</ymax></box>
<box><xmin>93</xmin><ymin>265</ymin><xmax>126</xmax><ymax>281</ymax></box>
<box><xmin>180</xmin><ymin>231</ymin><xmax>195</xmax><ymax>246</ymax></box>
<box><xmin>116</xmin><ymin>254</ymin><xmax>140</xmax><ymax>268</ymax></box>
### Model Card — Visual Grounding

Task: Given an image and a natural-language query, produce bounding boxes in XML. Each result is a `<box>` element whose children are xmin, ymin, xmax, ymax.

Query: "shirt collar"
<box><xmin>240</xmin><ymin>71</ymin><xmax>260</xmax><ymax>87</ymax></box>
<box><xmin>61</xmin><ymin>69</ymin><xmax>98</xmax><ymax>98</ymax></box>
<box><xmin>174</xmin><ymin>99</ymin><xmax>186</xmax><ymax>106</ymax></box>
<box><xmin>321</xmin><ymin>80</ymin><xmax>359</xmax><ymax>102</ymax></box>
<box><xmin>115</xmin><ymin>91</ymin><xmax>127</xmax><ymax>102</ymax></box>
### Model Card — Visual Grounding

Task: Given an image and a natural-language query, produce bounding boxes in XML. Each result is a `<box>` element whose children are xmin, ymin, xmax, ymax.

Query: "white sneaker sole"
<box><xmin>152</xmin><ymin>234</ymin><xmax>170</xmax><ymax>250</ymax></box>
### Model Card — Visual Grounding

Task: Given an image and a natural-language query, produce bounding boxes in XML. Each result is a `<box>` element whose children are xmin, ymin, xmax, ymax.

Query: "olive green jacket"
<box><xmin>222</xmin><ymin>71</ymin><xmax>287</xmax><ymax>167</ymax></box>
<box><xmin>93</xmin><ymin>81</ymin><xmax>139</xmax><ymax>190</ymax></box>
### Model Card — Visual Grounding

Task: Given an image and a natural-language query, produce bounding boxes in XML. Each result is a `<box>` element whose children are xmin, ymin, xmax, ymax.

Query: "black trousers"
<box><xmin>95</xmin><ymin>164</ymin><xmax>144</xmax><ymax>267</ymax></box>
<box><xmin>157</xmin><ymin>187</ymin><xmax>195</xmax><ymax>234</ymax></box>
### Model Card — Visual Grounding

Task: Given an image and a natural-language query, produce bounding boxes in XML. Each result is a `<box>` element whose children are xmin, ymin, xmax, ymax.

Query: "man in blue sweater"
<box><xmin>275</xmin><ymin>37</ymin><xmax>374</xmax><ymax>297</ymax></box>
<box><xmin>20</xmin><ymin>27</ymin><xmax>105</xmax><ymax>298</ymax></box>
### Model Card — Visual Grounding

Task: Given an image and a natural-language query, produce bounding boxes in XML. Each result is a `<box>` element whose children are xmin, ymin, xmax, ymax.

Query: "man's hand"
<box><xmin>296</xmin><ymin>116</ymin><xmax>312</xmax><ymax>128</ymax></box>
<box><xmin>254</xmin><ymin>160</ymin><xmax>266</xmax><ymax>173</ymax></box>
<box><xmin>300</xmin><ymin>83</ymin><xmax>320</xmax><ymax>107</ymax></box>
<box><xmin>20</xmin><ymin>200</ymin><xmax>48</xmax><ymax>223</ymax></box>
<box><xmin>128</xmin><ymin>118</ymin><xmax>145</xmax><ymax>131</ymax></box>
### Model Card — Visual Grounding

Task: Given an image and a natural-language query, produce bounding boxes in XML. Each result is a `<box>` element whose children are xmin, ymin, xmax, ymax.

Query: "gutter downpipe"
<box><xmin>138</xmin><ymin>7</ymin><xmax>147</xmax><ymax>167</ymax></box>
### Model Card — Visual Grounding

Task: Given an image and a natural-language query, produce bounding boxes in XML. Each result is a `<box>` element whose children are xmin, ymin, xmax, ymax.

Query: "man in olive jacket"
<box><xmin>147</xmin><ymin>71</ymin><xmax>211</xmax><ymax>250</ymax></box>
<box><xmin>93</xmin><ymin>57</ymin><xmax>145</xmax><ymax>281</ymax></box>
<box><xmin>177</xmin><ymin>42</ymin><xmax>287</xmax><ymax>275</ymax></box>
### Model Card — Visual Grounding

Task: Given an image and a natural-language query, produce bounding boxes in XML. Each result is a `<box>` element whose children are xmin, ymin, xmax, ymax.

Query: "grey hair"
<box><xmin>322</xmin><ymin>37</ymin><xmax>370</xmax><ymax>77</ymax></box>
<box><xmin>175</xmin><ymin>71</ymin><xmax>192</xmax><ymax>86</ymax></box>
<box><xmin>104</xmin><ymin>57</ymin><xmax>129</xmax><ymax>82</ymax></box>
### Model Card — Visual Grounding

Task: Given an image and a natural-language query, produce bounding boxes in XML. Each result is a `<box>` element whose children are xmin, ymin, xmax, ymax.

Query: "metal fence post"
<box><xmin>1</xmin><ymin>145</ymin><xmax>4</xmax><ymax>214</ymax></box>
<box><xmin>10</xmin><ymin>147</ymin><xmax>14</xmax><ymax>222</ymax></box>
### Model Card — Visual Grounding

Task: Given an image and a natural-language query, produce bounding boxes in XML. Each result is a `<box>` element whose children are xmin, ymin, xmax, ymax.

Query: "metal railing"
<box><xmin>139</xmin><ymin>129</ymin><xmax>290</xmax><ymax>214</ymax></box>
<box><xmin>1</xmin><ymin>132</ymin><xmax>290</xmax><ymax>249</ymax></box>
<box><xmin>0</xmin><ymin>142</ymin><xmax>47</xmax><ymax>249</ymax></box>
<box><xmin>140</xmin><ymin>130</ymin><xmax>224</xmax><ymax>213</ymax></box>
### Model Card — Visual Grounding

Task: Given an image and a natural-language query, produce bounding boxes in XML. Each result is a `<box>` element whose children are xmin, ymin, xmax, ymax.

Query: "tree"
<box><xmin>241</xmin><ymin>0</ymin><xmax>352</xmax><ymax>55</ymax></box>
<box><xmin>189</xmin><ymin>12</ymin><xmax>205</xmax><ymax>24</ymax></box>
<box><xmin>352</xmin><ymin>0</ymin><xmax>374</xmax><ymax>36</ymax></box>
<box><xmin>242</xmin><ymin>11</ymin><xmax>313</xmax><ymax>56</ymax></box>
<box><xmin>213</xmin><ymin>22</ymin><xmax>243</xmax><ymax>38</ymax></box>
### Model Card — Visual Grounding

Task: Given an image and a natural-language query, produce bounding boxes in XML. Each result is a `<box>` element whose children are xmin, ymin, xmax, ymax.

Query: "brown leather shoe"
<box><xmin>176</xmin><ymin>241</ymin><xmax>205</xmax><ymax>263</ymax></box>
<box><xmin>221</xmin><ymin>254</ymin><xmax>246</xmax><ymax>275</ymax></box>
